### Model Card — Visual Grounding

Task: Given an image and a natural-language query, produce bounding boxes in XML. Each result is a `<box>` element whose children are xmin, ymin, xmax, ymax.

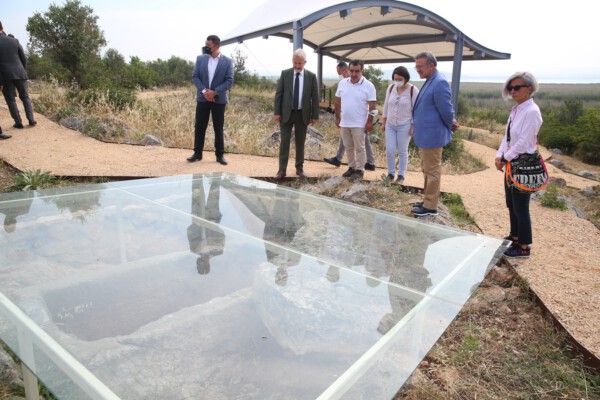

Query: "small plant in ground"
<box><xmin>8</xmin><ymin>169</ymin><xmax>55</xmax><ymax>191</ymax></box>
<box><xmin>441</xmin><ymin>193</ymin><xmax>476</xmax><ymax>226</ymax></box>
<box><xmin>82</xmin><ymin>118</ymin><xmax>106</xmax><ymax>139</ymax></box>
<box><xmin>539</xmin><ymin>185</ymin><xmax>568</xmax><ymax>210</ymax></box>
<box><xmin>380</xmin><ymin>173</ymin><xmax>394</xmax><ymax>187</ymax></box>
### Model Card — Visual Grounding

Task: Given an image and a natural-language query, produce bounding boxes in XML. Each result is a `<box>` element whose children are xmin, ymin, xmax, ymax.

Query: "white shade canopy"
<box><xmin>222</xmin><ymin>0</ymin><xmax>510</xmax><ymax>106</ymax></box>
<box><xmin>222</xmin><ymin>0</ymin><xmax>510</xmax><ymax>64</ymax></box>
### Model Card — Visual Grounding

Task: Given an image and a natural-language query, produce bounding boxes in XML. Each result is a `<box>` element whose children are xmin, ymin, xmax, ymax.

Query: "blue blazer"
<box><xmin>412</xmin><ymin>70</ymin><xmax>455</xmax><ymax>148</ymax></box>
<box><xmin>192</xmin><ymin>54</ymin><xmax>234</xmax><ymax>105</ymax></box>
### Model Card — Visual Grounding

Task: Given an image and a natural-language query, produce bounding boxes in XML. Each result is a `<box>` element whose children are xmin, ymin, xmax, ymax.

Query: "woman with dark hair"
<box><xmin>381</xmin><ymin>66</ymin><xmax>418</xmax><ymax>184</ymax></box>
<box><xmin>495</xmin><ymin>71</ymin><xmax>542</xmax><ymax>259</ymax></box>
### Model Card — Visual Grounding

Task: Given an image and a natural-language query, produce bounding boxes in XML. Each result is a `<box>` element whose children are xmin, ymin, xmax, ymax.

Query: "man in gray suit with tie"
<box><xmin>0</xmin><ymin>22</ymin><xmax>36</xmax><ymax>129</ymax></box>
<box><xmin>273</xmin><ymin>49</ymin><xmax>320</xmax><ymax>179</ymax></box>
<box><xmin>187</xmin><ymin>35</ymin><xmax>234</xmax><ymax>165</ymax></box>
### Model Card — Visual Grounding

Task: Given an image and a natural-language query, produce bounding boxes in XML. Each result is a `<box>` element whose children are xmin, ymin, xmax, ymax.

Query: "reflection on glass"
<box><xmin>220</xmin><ymin>179</ymin><xmax>305</xmax><ymax>286</ymax></box>
<box><xmin>187</xmin><ymin>177</ymin><xmax>225</xmax><ymax>275</ymax></box>
<box><xmin>1</xmin><ymin>192</ymin><xmax>34</xmax><ymax>233</ymax></box>
<box><xmin>364</xmin><ymin>213</ymin><xmax>433</xmax><ymax>334</ymax></box>
<box><xmin>41</xmin><ymin>186</ymin><xmax>104</xmax><ymax>222</ymax></box>
<box><xmin>0</xmin><ymin>173</ymin><xmax>507</xmax><ymax>400</ymax></box>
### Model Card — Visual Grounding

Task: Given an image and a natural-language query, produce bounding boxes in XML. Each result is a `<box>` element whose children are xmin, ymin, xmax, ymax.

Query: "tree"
<box><xmin>557</xmin><ymin>99</ymin><xmax>584</xmax><ymax>125</ymax></box>
<box><xmin>232</xmin><ymin>48</ymin><xmax>249</xmax><ymax>84</ymax></box>
<box><xmin>362</xmin><ymin>65</ymin><xmax>386</xmax><ymax>103</ymax></box>
<box><xmin>26</xmin><ymin>0</ymin><xmax>106</xmax><ymax>87</ymax></box>
<box><xmin>148</xmin><ymin>57</ymin><xmax>194</xmax><ymax>87</ymax></box>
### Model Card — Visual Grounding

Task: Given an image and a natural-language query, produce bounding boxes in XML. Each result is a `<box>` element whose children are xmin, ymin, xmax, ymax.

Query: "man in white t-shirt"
<box><xmin>334</xmin><ymin>60</ymin><xmax>377</xmax><ymax>179</ymax></box>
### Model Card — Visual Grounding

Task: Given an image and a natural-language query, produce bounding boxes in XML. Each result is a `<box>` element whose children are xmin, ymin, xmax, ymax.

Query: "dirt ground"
<box><xmin>1</xmin><ymin>104</ymin><xmax>599</xmax><ymax>367</ymax></box>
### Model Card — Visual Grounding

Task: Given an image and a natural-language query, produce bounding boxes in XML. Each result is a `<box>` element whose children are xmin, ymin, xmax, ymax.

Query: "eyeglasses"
<box><xmin>506</xmin><ymin>85</ymin><xmax>529</xmax><ymax>92</ymax></box>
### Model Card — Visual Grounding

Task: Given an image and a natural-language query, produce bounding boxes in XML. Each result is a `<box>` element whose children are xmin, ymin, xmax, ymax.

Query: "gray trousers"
<box><xmin>335</xmin><ymin>132</ymin><xmax>375</xmax><ymax>164</ymax></box>
<box><xmin>2</xmin><ymin>79</ymin><xmax>35</xmax><ymax>125</ymax></box>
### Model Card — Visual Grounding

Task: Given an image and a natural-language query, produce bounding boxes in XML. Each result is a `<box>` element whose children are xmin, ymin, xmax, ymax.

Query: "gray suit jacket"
<box><xmin>274</xmin><ymin>68</ymin><xmax>320</xmax><ymax>125</ymax></box>
<box><xmin>192</xmin><ymin>54</ymin><xmax>234</xmax><ymax>105</ymax></box>
<box><xmin>0</xmin><ymin>32</ymin><xmax>28</xmax><ymax>80</ymax></box>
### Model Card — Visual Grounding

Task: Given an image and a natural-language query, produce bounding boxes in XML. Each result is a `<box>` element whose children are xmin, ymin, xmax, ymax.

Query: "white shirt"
<box><xmin>335</xmin><ymin>77</ymin><xmax>377</xmax><ymax>128</ymax></box>
<box><xmin>208</xmin><ymin>54</ymin><xmax>220</xmax><ymax>87</ymax></box>
<box><xmin>382</xmin><ymin>83</ymin><xmax>419</xmax><ymax>125</ymax></box>
<box><xmin>496</xmin><ymin>98</ymin><xmax>543</xmax><ymax>161</ymax></box>
<box><xmin>292</xmin><ymin>69</ymin><xmax>304</xmax><ymax>110</ymax></box>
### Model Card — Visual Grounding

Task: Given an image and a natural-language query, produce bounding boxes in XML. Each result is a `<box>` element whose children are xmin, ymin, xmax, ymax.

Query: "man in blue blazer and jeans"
<box><xmin>188</xmin><ymin>35</ymin><xmax>234</xmax><ymax>165</ymax></box>
<box><xmin>411</xmin><ymin>51</ymin><xmax>459</xmax><ymax>216</ymax></box>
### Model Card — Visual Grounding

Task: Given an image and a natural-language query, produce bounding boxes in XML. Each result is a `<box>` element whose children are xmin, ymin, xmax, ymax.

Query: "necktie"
<box><xmin>293</xmin><ymin>72</ymin><xmax>300</xmax><ymax>110</ymax></box>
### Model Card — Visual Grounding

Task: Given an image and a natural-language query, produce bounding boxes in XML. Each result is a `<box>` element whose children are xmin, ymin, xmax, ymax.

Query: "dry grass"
<box><xmin>31</xmin><ymin>82</ymin><xmax>486</xmax><ymax>176</ymax></box>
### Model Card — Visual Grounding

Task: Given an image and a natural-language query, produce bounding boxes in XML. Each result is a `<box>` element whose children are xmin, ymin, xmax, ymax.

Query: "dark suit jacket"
<box><xmin>274</xmin><ymin>68</ymin><xmax>320</xmax><ymax>125</ymax></box>
<box><xmin>192</xmin><ymin>54</ymin><xmax>234</xmax><ymax>105</ymax></box>
<box><xmin>0</xmin><ymin>32</ymin><xmax>28</xmax><ymax>80</ymax></box>
<box><xmin>412</xmin><ymin>69</ymin><xmax>455</xmax><ymax>148</ymax></box>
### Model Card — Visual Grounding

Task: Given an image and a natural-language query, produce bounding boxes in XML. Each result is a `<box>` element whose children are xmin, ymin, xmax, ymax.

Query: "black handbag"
<box><xmin>506</xmin><ymin>151</ymin><xmax>549</xmax><ymax>192</ymax></box>
<box><xmin>504</xmin><ymin>118</ymin><xmax>549</xmax><ymax>192</ymax></box>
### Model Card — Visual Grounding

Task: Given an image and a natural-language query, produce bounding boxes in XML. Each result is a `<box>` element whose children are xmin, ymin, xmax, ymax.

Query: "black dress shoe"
<box><xmin>324</xmin><ymin>157</ymin><xmax>341</xmax><ymax>167</ymax></box>
<box><xmin>364</xmin><ymin>163</ymin><xmax>376</xmax><ymax>171</ymax></box>
<box><xmin>0</xmin><ymin>133</ymin><xmax>12</xmax><ymax>140</ymax></box>
<box><xmin>29</xmin><ymin>120</ymin><xmax>37</xmax><ymax>126</ymax></box>
<box><xmin>274</xmin><ymin>171</ymin><xmax>286</xmax><ymax>180</ymax></box>
<box><xmin>216</xmin><ymin>156</ymin><xmax>228</xmax><ymax>165</ymax></box>
<box><xmin>13</xmin><ymin>123</ymin><xmax>24</xmax><ymax>129</ymax></box>
<box><xmin>186</xmin><ymin>153</ymin><xmax>202</xmax><ymax>162</ymax></box>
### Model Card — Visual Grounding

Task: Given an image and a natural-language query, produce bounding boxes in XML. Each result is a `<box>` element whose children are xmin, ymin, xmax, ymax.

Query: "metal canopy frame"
<box><xmin>221</xmin><ymin>0</ymin><xmax>510</xmax><ymax>108</ymax></box>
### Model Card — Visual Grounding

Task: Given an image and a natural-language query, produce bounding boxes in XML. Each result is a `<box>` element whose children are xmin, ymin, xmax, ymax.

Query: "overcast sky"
<box><xmin>4</xmin><ymin>0</ymin><xmax>599</xmax><ymax>83</ymax></box>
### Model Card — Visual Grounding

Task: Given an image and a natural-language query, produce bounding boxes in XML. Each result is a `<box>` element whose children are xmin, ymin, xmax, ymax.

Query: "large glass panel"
<box><xmin>0</xmin><ymin>173</ymin><xmax>506</xmax><ymax>399</ymax></box>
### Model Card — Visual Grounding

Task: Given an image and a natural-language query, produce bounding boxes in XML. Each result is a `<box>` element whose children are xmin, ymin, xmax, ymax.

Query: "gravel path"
<box><xmin>1</xmin><ymin>106</ymin><xmax>599</xmax><ymax>360</ymax></box>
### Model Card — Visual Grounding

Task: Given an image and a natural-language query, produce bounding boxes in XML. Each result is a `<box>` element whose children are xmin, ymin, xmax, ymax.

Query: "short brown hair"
<box><xmin>392</xmin><ymin>66</ymin><xmax>410</xmax><ymax>82</ymax></box>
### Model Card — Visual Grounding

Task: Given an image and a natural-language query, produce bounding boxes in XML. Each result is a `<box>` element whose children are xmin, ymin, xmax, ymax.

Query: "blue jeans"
<box><xmin>385</xmin><ymin>123</ymin><xmax>411</xmax><ymax>176</ymax></box>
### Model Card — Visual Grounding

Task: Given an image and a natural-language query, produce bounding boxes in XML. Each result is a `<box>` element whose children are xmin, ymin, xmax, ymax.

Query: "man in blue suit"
<box><xmin>187</xmin><ymin>35</ymin><xmax>234</xmax><ymax>165</ymax></box>
<box><xmin>411</xmin><ymin>51</ymin><xmax>459</xmax><ymax>217</ymax></box>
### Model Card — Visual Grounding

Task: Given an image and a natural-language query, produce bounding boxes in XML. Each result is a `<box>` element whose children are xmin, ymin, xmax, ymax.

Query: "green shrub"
<box><xmin>574</xmin><ymin>141</ymin><xmax>600</xmax><ymax>165</ymax></box>
<box><xmin>8</xmin><ymin>169</ymin><xmax>55</xmax><ymax>191</ymax></box>
<box><xmin>56</xmin><ymin>103</ymin><xmax>81</xmax><ymax>119</ymax></box>
<box><xmin>538</xmin><ymin>128</ymin><xmax>577</xmax><ymax>153</ymax></box>
<box><xmin>539</xmin><ymin>185</ymin><xmax>568</xmax><ymax>210</ymax></box>
<box><xmin>76</xmin><ymin>87</ymin><xmax>136</xmax><ymax>110</ymax></box>
<box><xmin>442</xmin><ymin>136</ymin><xmax>465</xmax><ymax>162</ymax></box>
<box><xmin>81</xmin><ymin>118</ymin><xmax>105</xmax><ymax>139</ymax></box>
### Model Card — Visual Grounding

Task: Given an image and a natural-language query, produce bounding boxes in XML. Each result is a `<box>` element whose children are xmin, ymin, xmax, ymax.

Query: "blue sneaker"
<box><xmin>504</xmin><ymin>246</ymin><xmax>530</xmax><ymax>259</ymax></box>
<box><xmin>411</xmin><ymin>205</ymin><xmax>438</xmax><ymax>216</ymax></box>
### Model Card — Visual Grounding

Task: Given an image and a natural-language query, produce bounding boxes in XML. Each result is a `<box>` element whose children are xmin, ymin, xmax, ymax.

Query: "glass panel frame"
<box><xmin>0</xmin><ymin>173</ymin><xmax>507</xmax><ymax>399</ymax></box>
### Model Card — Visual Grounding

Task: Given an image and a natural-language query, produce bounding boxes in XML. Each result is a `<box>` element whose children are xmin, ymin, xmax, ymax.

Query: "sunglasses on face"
<box><xmin>506</xmin><ymin>84</ymin><xmax>529</xmax><ymax>92</ymax></box>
